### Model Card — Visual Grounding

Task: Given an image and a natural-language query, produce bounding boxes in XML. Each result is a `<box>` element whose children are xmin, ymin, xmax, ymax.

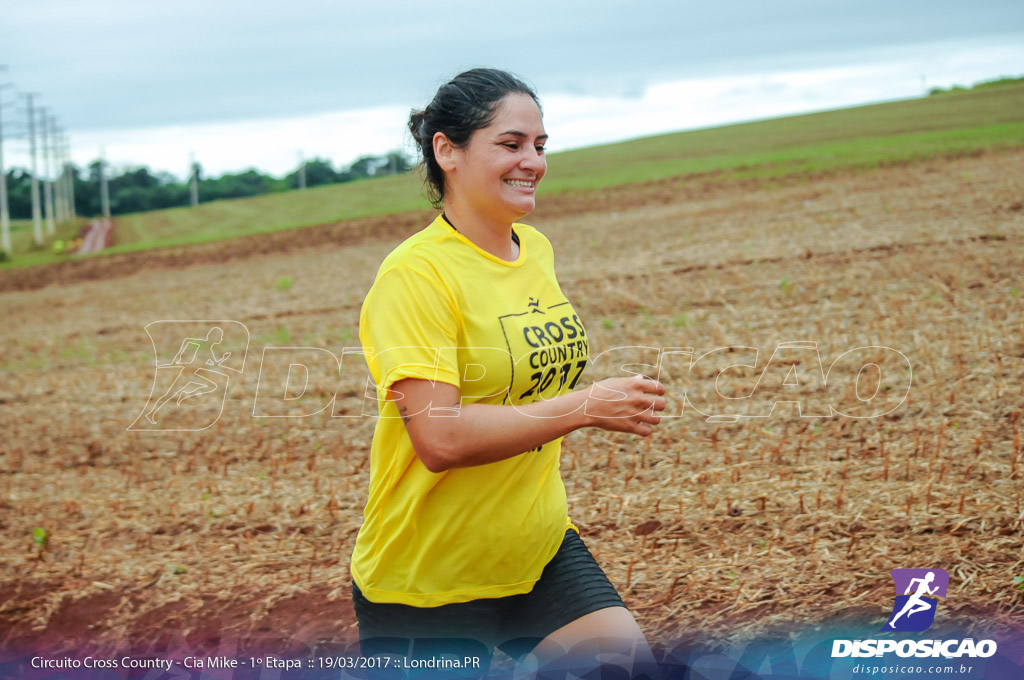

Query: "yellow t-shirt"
<box><xmin>351</xmin><ymin>214</ymin><xmax>589</xmax><ymax>607</ymax></box>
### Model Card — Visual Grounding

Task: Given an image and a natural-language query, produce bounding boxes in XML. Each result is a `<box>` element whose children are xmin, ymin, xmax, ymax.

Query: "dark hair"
<box><xmin>409</xmin><ymin>68</ymin><xmax>540</xmax><ymax>207</ymax></box>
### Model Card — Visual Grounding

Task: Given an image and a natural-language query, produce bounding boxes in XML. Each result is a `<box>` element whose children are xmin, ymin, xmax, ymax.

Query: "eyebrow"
<box><xmin>499</xmin><ymin>130</ymin><xmax>549</xmax><ymax>141</ymax></box>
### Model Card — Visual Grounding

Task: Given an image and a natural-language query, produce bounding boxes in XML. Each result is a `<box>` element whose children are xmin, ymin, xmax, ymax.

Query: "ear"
<box><xmin>433</xmin><ymin>131</ymin><xmax>457</xmax><ymax>173</ymax></box>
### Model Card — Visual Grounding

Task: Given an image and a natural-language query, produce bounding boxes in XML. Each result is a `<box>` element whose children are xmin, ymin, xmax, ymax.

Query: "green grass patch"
<box><xmin>929</xmin><ymin>75</ymin><xmax>1024</xmax><ymax>96</ymax></box>
<box><xmin>672</xmin><ymin>313</ymin><xmax>691</xmax><ymax>328</ymax></box>
<box><xmin>544</xmin><ymin>122</ymin><xmax>1024</xmax><ymax>192</ymax></box>
<box><xmin>256</xmin><ymin>324</ymin><xmax>293</xmax><ymax>346</ymax></box>
<box><xmin>2</xmin><ymin>217</ymin><xmax>85</xmax><ymax>267</ymax></box>
<box><xmin>110</xmin><ymin>174</ymin><xmax>428</xmax><ymax>251</ymax></box>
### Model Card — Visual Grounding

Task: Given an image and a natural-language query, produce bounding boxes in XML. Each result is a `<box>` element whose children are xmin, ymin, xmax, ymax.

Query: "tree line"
<box><xmin>3</xmin><ymin>151</ymin><xmax>413</xmax><ymax>219</ymax></box>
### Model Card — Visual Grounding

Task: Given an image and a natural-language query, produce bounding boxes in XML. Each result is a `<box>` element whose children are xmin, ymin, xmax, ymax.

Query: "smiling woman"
<box><xmin>432</xmin><ymin>93</ymin><xmax>547</xmax><ymax>259</ymax></box>
<box><xmin>350</xmin><ymin>68</ymin><xmax>666</xmax><ymax>678</ymax></box>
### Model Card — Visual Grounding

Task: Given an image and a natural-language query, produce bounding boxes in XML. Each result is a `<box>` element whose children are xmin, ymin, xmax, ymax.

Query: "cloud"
<box><xmin>2</xmin><ymin>2</ymin><xmax>1022</xmax><ymax>176</ymax></box>
<box><xmin>4</xmin><ymin>1</ymin><xmax>1023</xmax><ymax>132</ymax></box>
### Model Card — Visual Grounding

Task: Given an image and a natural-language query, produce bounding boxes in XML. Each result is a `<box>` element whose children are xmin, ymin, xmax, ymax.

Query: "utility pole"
<box><xmin>53</xmin><ymin>123</ymin><xmax>65</xmax><ymax>223</ymax></box>
<box><xmin>189</xmin><ymin>152</ymin><xmax>199</xmax><ymax>206</ymax></box>
<box><xmin>50</xmin><ymin>118</ymin><xmax>65</xmax><ymax>225</ymax></box>
<box><xmin>23</xmin><ymin>93</ymin><xmax>43</xmax><ymax>246</ymax></box>
<box><xmin>41</xmin><ymin>110</ymin><xmax>56</xmax><ymax>236</ymax></box>
<box><xmin>298</xmin><ymin>149</ymin><xmax>306</xmax><ymax>190</ymax></box>
<box><xmin>63</xmin><ymin>132</ymin><xmax>76</xmax><ymax>220</ymax></box>
<box><xmin>52</xmin><ymin>120</ymin><xmax>64</xmax><ymax>224</ymax></box>
<box><xmin>99</xmin><ymin>148</ymin><xmax>110</xmax><ymax>219</ymax></box>
<box><xmin>0</xmin><ymin>66</ymin><xmax>11</xmax><ymax>255</ymax></box>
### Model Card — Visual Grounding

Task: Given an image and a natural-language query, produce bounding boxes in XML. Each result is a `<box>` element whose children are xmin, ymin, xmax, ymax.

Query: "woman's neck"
<box><xmin>443</xmin><ymin>203</ymin><xmax>520</xmax><ymax>262</ymax></box>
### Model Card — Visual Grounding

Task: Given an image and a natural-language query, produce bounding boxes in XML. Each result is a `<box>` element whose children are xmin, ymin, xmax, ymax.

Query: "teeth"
<box><xmin>505</xmin><ymin>179</ymin><xmax>533</xmax><ymax>188</ymax></box>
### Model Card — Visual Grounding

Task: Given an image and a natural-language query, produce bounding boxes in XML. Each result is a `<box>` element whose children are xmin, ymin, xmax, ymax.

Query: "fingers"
<box><xmin>630</xmin><ymin>376</ymin><xmax>667</xmax><ymax>416</ymax></box>
<box><xmin>595</xmin><ymin>375</ymin><xmax>665</xmax><ymax>398</ymax></box>
<box><xmin>634</xmin><ymin>374</ymin><xmax>666</xmax><ymax>396</ymax></box>
<box><xmin>630</xmin><ymin>419</ymin><xmax>656</xmax><ymax>437</ymax></box>
<box><xmin>585</xmin><ymin>375</ymin><xmax>668</xmax><ymax>436</ymax></box>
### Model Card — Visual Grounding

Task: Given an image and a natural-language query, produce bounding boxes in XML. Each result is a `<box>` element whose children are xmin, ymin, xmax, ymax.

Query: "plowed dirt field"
<box><xmin>2</xmin><ymin>149</ymin><xmax>1023</xmax><ymax>658</ymax></box>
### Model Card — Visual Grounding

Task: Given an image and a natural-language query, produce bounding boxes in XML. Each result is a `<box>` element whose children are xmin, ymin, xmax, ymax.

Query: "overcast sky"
<box><xmin>2</xmin><ymin>0</ymin><xmax>1023</xmax><ymax>177</ymax></box>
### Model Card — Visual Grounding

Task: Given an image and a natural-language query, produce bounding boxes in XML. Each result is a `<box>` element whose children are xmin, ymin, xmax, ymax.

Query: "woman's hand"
<box><xmin>580</xmin><ymin>375</ymin><xmax>667</xmax><ymax>437</ymax></box>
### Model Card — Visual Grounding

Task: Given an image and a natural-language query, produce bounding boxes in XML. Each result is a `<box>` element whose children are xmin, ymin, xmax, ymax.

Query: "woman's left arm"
<box><xmin>390</xmin><ymin>374</ymin><xmax>665</xmax><ymax>473</ymax></box>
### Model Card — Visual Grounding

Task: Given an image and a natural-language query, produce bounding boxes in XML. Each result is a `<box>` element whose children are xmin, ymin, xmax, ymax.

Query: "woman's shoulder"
<box><xmin>376</xmin><ymin>215</ymin><xmax>457</xmax><ymax>276</ymax></box>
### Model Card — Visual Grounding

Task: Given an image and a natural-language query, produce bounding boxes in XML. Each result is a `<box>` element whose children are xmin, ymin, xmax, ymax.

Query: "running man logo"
<box><xmin>130</xmin><ymin>321</ymin><xmax>249</xmax><ymax>431</ymax></box>
<box><xmin>881</xmin><ymin>568</ymin><xmax>949</xmax><ymax>632</ymax></box>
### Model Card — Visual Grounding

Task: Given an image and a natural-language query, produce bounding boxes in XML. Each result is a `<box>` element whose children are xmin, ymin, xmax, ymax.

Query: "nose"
<box><xmin>520</xmin><ymin>148</ymin><xmax>546</xmax><ymax>176</ymax></box>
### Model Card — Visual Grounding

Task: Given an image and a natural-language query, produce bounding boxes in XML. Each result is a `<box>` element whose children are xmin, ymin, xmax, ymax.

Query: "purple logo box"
<box><xmin>890</xmin><ymin>568</ymin><xmax>949</xmax><ymax>598</ymax></box>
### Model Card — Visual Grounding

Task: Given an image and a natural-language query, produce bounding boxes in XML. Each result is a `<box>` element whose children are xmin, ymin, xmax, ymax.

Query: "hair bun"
<box><xmin>408</xmin><ymin>109</ymin><xmax>427</xmax><ymax>143</ymax></box>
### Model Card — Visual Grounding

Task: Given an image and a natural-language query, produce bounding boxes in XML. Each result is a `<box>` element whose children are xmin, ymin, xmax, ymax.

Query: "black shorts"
<box><xmin>352</xmin><ymin>529</ymin><xmax>625</xmax><ymax>660</ymax></box>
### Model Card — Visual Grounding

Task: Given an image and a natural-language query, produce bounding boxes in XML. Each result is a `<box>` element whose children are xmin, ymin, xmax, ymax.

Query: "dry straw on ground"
<box><xmin>1</xmin><ymin>149</ymin><xmax>1023</xmax><ymax>655</ymax></box>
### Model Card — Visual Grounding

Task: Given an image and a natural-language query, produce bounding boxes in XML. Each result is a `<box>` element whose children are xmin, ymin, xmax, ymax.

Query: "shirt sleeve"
<box><xmin>359</xmin><ymin>265</ymin><xmax>461</xmax><ymax>395</ymax></box>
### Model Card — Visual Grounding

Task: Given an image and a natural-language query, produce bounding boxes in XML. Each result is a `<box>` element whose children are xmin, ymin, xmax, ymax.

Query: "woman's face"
<box><xmin>442</xmin><ymin>93</ymin><xmax>548</xmax><ymax>224</ymax></box>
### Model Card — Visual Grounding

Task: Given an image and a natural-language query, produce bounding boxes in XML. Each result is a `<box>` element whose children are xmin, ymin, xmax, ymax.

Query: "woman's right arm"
<box><xmin>390</xmin><ymin>375</ymin><xmax>666</xmax><ymax>473</ymax></box>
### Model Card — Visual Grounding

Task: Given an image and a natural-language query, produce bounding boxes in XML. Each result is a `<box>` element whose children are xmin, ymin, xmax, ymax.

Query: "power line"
<box><xmin>0</xmin><ymin>64</ymin><xmax>77</xmax><ymax>259</ymax></box>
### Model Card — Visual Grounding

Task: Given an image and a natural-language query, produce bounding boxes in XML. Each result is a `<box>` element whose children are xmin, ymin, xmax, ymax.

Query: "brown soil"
<box><xmin>2</xmin><ymin>148</ymin><xmax>1023</xmax><ymax>657</ymax></box>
